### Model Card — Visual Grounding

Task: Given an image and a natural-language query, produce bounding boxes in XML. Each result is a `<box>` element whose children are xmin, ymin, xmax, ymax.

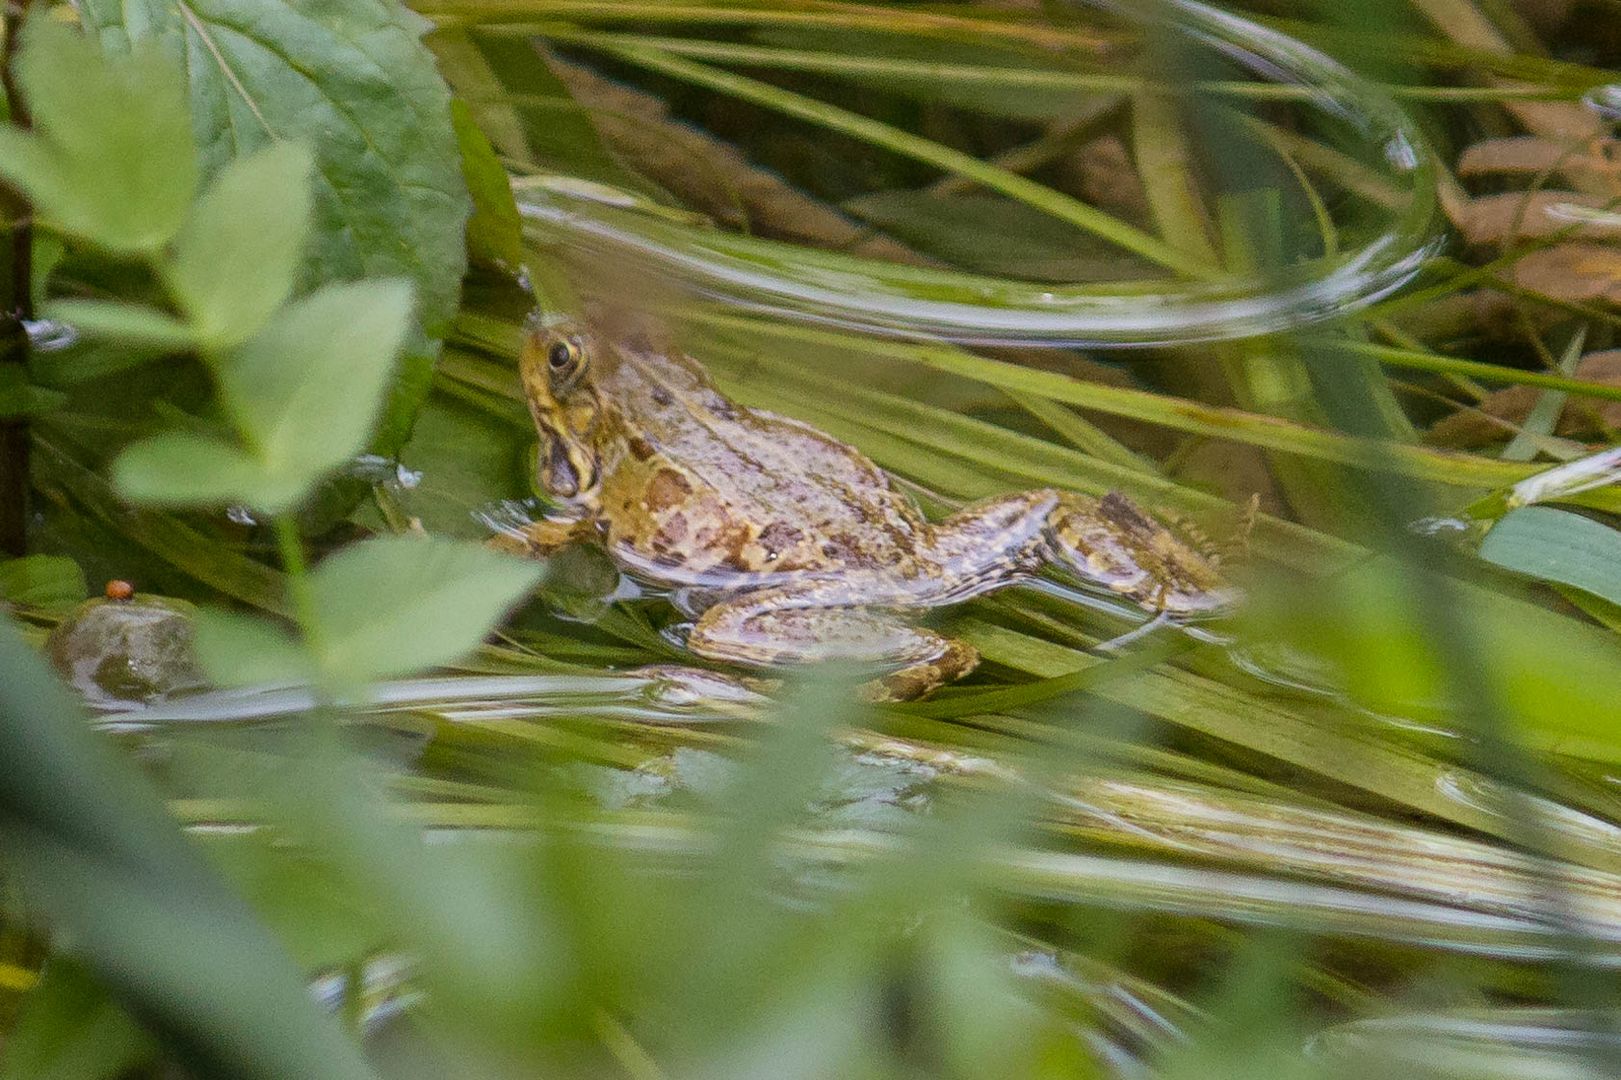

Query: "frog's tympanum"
<box><xmin>494</xmin><ymin>312</ymin><xmax>1240</xmax><ymax>700</ymax></box>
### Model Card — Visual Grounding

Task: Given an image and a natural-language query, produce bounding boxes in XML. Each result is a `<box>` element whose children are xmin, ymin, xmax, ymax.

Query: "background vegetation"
<box><xmin>3</xmin><ymin>0</ymin><xmax>1621</xmax><ymax>1076</ymax></box>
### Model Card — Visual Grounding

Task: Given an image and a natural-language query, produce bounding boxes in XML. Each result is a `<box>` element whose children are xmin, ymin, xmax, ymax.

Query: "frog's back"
<box><xmin>596</xmin><ymin>338</ymin><xmax>925</xmax><ymax>584</ymax></box>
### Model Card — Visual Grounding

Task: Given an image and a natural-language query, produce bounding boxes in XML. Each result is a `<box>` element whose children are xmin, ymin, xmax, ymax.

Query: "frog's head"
<box><xmin>519</xmin><ymin>312</ymin><xmax>605</xmax><ymax>504</ymax></box>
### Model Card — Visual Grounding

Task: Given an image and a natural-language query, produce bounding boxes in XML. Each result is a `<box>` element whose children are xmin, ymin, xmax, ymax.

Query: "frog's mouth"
<box><xmin>538</xmin><ymin>425</ymin><xmax>598</xmax><ymax>501</ymax></box>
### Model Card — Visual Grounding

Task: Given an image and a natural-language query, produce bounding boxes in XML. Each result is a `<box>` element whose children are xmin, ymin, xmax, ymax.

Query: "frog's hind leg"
<box><xmin>926</xmin><ymin>489</ymin><xmax>1238</xmax><ymax>618</ymax></box>
<box><xmin>1045</xmin><ymin>491</ymin><xmax>1239</xmax><ymax>618</ymax></box>
<box><xmin>686</xmin><ymin>586</ymin><xmax>979</xmax><ymax>702</ymax></box>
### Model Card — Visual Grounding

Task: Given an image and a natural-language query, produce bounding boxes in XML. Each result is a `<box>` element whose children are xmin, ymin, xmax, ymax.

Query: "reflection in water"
<box><xmin>1583</xmin><ymin>84</ymin><xmax>1621</xmax><ymax>122</ymax></box>
<box><xmin>1310</xmin><ymin>1009</ymin><xmax>1621</xmax><ymax>1079</ymax></box>
<box><xmin>103</xmin><ymin>669</ymin><xmax>770</xmax><ymax>731</ymax></box>
<box><xmin>518</xmin><ymin>0</ymin><xmax>1441</xmax><ymax>346</ymax></box>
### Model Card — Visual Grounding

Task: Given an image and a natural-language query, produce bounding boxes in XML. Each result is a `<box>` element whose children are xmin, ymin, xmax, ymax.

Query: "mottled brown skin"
<box><xmin>494</xmin><ymin>312</ymin><xmax>1239</xmax><ymax>700</ymax></box>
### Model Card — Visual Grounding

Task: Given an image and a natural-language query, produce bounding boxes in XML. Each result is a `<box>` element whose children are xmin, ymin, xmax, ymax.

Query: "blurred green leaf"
<box><xmin>0</xmin><ymin>619</ymin><xmax>379</xmax><ymax>1080</ymax></box>
<box><xmin>452</xmin><ymin>100</ymin><xmax>523</xmax><ymax>269</ymax></box>
<box><xmin>43</xmin><ymin>300</ymin><xmax>196</xmax><ymax>350</ymax></box>
<box><xmin>307</xmin><ymin>535</ymin><xmax>542</xmax><ymax>683</ymax></box>
<box><xmin>0</xmin><ymin>556</ymin><xmax>87</xmax><ymax>611</ymax></box>
<box><xmin>1241</xmin><ymin>562</ymin><xmax>1621</xmax><ymax>768</ymax></box>
<box><xmin>0</xmin><ymin>959</ymin><xmax>152</xmax><ymax>1080</ymax></box>
<box><xmin>0</xmin><ymin>18</ymin><xmax>196</xmax><ymax>253</ymax></box>
<box><xmin>112</xmin><ymin>432</ymin><xmax>297</xmax><ymax>512</ymax></box>
<box><xmin>920</xmin><ymin>916</ymin><xmax>1097</xmax><ymax>1080</ymax></box>
<box><xmin>217</xmin><ymin>280</ymin><xmax>413</xmax><ymax>513</ymax></box>
<box><xmin>192</xmin><ymin>608</ymin><xmax>312</xmax><ymax>688</ymax></box>
<box><xmin>80</xmin><ymin>0</ymin><xmax>469</xmax><ymax>338</ymax></box>
<box><xmin>0</xmin><ymin>365</ymin><xmax>66</xmax><ymax>418</ymax></box>
<box><xmin>1479</xmin><ymin>506</ymin><xmax>1621</xmax><ymax>608</ymax></box>
<box><xmin>167</xmin><ymin>141</ymin><xmax>315</xmax><ymax>350</ymax></box>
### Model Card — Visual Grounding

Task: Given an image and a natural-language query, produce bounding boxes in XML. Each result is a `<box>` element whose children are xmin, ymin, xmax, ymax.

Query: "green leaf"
<box><xmin>109</xmin><ymin>281</ymin><xmax>410</xmax><ymax>516</ymax></box>
<box><xmin>112</xmin><ymin>432</ymin><xmax>300</xmax><ymax>512</ymax></box>
<box><xmin>0</xmin><ymin>959</ymin><xmax>153</xmax><ymax>1080</ymax></box>
<box><xmin>451</xmin><ymin>100</ymin><xmax>523</xmax><ymax>269</ymax></box>
<box><xmin>0</xmin><ymin>19</ymin><xmax>195</xmax><ymax>253</ymax></box>
<box><xmin>0</xmin><ymin>621</ymin><xmax>381</xmax><ymax>1080</ymax></box>
<box><xmin>0</xmin><ymin>556</ymin><xmax>88</xmax><ymax>611</ymax></box>
<box><xmin>218</xmin><ymin>280</ymin><xmax>414</xmax><ymax>512</ymax></box>
<box><xmin>307</xmin><ymin>536</ymin><xmax>542</xmax><ymax>683</ymax></box>
<box><xmin>192</xmin><ymin>608</ymin><xmax>311</xmax><ymax>687</ymax></box>
<box><xmin>43</xmin><ymin>300</ymin><xmax>196</xmax><ymax>350</ymax></box>
<box><xmin>80</xmin><ymin>0</ymin><xmax>470</xmax><ymax>337</ymax></box>
<box><xmin>1479</xmin><ymin>506</ymin><xmax>1621</xmax><ymax>608</ymax></box>
<box><xmin>168</xmin><ymin>141</ymin><xmax>315</xmax><ymax>349</ymax></box>
<box><xmin>379</xmin><ymin>383</ymin><xmax>530</xmax><ymax>538</ymax></box>
<box><xmin>0</xmin><ymin>365</ymin><xmax>66</xmax><ymax>418</ymax></box>
<box><xmin>844</xmin><ymin>192</ymin><xmax>1161</xmax><ymax>282</ymax></box>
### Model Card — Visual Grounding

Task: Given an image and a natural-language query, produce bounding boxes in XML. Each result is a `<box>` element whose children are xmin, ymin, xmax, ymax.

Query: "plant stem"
<box><xmin>0</xmin><ymin>3</ymin><xmax>34</xmax><ymax>558</ymax></box>
<box><xmin>273</xmin><ymin>515</ymin><xmax>325</xmax><ymax>658</ymax></box>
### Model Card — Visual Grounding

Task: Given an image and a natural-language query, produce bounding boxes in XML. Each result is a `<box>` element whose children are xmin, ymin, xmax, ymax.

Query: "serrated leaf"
<box><xmin>0</xmin><ymin>19</ymin><xmax>195</xmax><ymax>253</ymax></box>
<box><xmin>112</xmin><ymin>432</ymin><xmax>302</xmax><ymax>512</ymax></box>
<box><xmin>44</xmin><ymin>300</ymin><xmax>196</xmax><ymax>350</ymax></box>
<box><xmin>168</xmin><ymin>141</ymin><xmax>315</xmax><ymax>349</ymax></box>
<box><xmin>80</xmin><ymin>0</ymin><xmax>470</xmax><ymax>337</ymax></box>
<box><xmin>1479</xmin><ymin>506</ymin><xmax>1621</xmax><ymax>608</ymax></box>
<box><xmin>0</xmin><ymin>556</ymin><xmax>87</xmax><ymax>610</ymax></box>
<box><xmin>192</xmin><ymin>608</ymin><xmax>311</xmax><ymax>688</ymax></box>
<box><xmin>451</xmin><ymin>100</ymin><xmax>523</xmax><ymax>268</ymax></box>
<box><xmin>217</xmin><ymin>280</ymin><xmax>413</xmax><ymax>508</ymax></box>
<box><xmin>306</xmin><ymin>536</ymin><xmax>542</xmax><ymax>683</ymax></box>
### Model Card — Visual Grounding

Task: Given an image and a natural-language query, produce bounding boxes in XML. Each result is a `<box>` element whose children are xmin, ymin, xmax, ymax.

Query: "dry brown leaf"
<box><xmin>1505</xmin><ymin>243</ymin><xmax>1621</xmax><ymax>305</ymax></box>
<box><xmin>543</xmin><ymin>51</ymin><xmax>927</xmax><ymax>264</ymax></box>
<box><xmin>1510</xmin><ymin>0</ymin><xmax>1574</xmax><ymax>34</ymax></box>
<box><xmin>1427</xmin><ymin>350</ymin><xmax>1621</xmax><ymax>447</ymax></box>
<box><xmin>1412</xmin><ymin>0</ymin><xmax>1619</xmax><ymax>193</ymax></box>
<box><xmin>1058</xmin><ymin>134</ymin><xmax>1151</xmax><ymax>225</ymax></box>
<box><xmin>1456</xmin><ymin>192</ymin><xmax>1621</xmax><ymax>247</ymax></box>
<box><xmin>1457</xmin><ymin>136</ymin><xmax>1621</xmax><ymax>181</ymax></box>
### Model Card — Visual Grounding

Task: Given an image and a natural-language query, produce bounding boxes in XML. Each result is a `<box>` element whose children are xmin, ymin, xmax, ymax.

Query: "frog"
<box><xmin>491</xmin><ymin>310</ymin><xmax>1240</xmax><ymax>701</ymax></box>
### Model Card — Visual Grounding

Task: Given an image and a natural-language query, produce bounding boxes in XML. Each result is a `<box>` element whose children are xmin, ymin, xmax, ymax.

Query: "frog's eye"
<box><xmin>546</xmin><ymin>337</ymin><xmax>587</xmax><ymax>384</ymax></box>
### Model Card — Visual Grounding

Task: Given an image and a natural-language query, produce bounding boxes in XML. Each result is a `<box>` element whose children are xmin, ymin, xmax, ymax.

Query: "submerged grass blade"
<box><xmin>582</xmin><ymin>46</ymin><xmax>1209</xmax><ymax>276</ymax></box>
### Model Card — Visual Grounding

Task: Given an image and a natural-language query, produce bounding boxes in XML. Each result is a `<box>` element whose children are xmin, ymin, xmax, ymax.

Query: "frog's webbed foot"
<box><xmin>685</xmin><ymin>590</ymin><xmax>979</xmax><ymax>702</ymax></box>
<box><xmin>1046</xmin><ymin>491</ymin><xmax>1242</xmax><ymax>618</ymax></box>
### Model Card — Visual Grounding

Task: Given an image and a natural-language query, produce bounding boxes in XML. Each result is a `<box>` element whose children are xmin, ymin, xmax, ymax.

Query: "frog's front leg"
<box><xmin>485</xmin><ymin>515</ymin><xmax>594</xmax><ymax>558</ymax></box>
<box><xmin>685</xmin><ymin>584</ymin><xmax>979</xmax><ymax>702</ymax></box>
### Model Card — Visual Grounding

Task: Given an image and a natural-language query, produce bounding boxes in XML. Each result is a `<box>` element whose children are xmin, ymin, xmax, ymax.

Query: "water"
<box><xmin>1310</xmin><ymin>1010</ymin><xmax>1621</xmax><ymax>1079</ymax></box>
<box><xmin>518</xmin><ymin>0</ymin><xmax>1442</xmax><ymax>346</ymax></box>
<box><xmin>1583</xmin><ymin>84</ymin><xmax>1621</xmax><ymax>123</ymax></box>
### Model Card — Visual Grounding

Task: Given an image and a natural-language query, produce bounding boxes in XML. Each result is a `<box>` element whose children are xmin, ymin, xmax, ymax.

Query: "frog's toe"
<box><xmin>866</xmin><ymin>636</ymin><xmax>980</xmax><ymax>703</ymax></box>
